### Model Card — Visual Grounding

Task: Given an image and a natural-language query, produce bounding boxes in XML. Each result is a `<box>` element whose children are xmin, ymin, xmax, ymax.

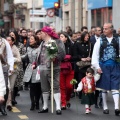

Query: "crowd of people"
<box><xmin>0</xmin><ymin>23</ymin><xmax>120</xmax><ymax>116</ymax></box>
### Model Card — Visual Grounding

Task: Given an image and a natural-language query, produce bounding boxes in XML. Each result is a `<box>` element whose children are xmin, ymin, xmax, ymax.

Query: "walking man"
<box><xmin>92</xmin><ymin>23</ymin><xmax>120</xmax><ymax>116</ymax></box>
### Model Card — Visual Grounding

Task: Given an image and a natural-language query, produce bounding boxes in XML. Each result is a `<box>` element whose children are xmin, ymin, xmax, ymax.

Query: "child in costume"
<box><xmin>74</xmin><ymin>67</ymin><xmax>100</xmax><ymax>114</ymax></box>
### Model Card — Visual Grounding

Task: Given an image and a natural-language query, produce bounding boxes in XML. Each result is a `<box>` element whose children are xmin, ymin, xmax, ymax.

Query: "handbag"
<box><xmin>76</xmin><ymin>61</ymin><xmax>91</xmax><ymax>69</ymax></box>
<box><xmin>76</xmin><ymin>43</ymin><xmax>91</xmax><ymax>69</ymax></box>
<box><xmin>60</xmin><ymin>62</ymin><xmax>72</xmax><ymax>74</ymax></box>
<box><xmin>36</xmin><ymin>66</ymin><xmax>40</xmax><ymax>81</ymax></box>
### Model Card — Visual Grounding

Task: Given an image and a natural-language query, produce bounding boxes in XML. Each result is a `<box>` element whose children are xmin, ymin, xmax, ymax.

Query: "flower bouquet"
<box><xmin>70</xmin><ymin>79</ymin><xmax>77</xmax><ymax>85</ymax></box>
<box><xmin>45</xmin><ymin>40</ymin><xmax>58</xmax><ymax>60</ymax></box>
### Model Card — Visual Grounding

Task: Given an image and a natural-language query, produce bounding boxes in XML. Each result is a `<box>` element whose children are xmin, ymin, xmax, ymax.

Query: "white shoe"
<box><xmin>85</xmin><ymin>108</ymin><xmax>90</xmax><ymax>114</ymax></box>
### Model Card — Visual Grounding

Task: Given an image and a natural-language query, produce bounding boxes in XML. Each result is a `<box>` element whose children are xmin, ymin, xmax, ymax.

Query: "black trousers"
<box><xmin>30</xmin><ymin>83</ymin><xmax>42</xmax><ymax>104</ymax></box>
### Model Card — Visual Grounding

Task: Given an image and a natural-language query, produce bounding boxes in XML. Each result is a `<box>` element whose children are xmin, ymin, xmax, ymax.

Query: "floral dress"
<box><xmin>14</xmin><ymin>42</ymin><xmax>26</xmax><ymax>89</ymax></box>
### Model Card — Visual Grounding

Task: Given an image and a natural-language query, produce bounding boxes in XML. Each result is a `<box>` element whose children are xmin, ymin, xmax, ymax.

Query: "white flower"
<box><xmin>46</xmin><ymin>44</ymin><xmax>52</xmax><ymax>47</ymax></box>
<box><xmin>50</xmin><ymin>40</ymin><xmax>55</xmax><ymax>42</ymax></box>
<box><xmin>50</xmin><ymin>47</ymin><xmax>55</xmax><ymax>50</ymax></box>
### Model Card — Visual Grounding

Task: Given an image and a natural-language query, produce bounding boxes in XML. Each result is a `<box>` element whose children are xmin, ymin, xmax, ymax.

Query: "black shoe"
<box><xmin>19</xmin><ymin>86</ymin><xmax>23</xmax><ymax>91</ymax></box>
<box><xmin>17</xmin><ymin>93</ymin><xmax>20</xmax><ymax>96</ymax></box>
<box><xmin>38</xmin><ymin>108</ymin><xmax>48</xmax><ymax>113</ymax></box>
<box><xmin>56</xmin><ymin>110</ymin><xmax>62</xmax><ymax>115</ymax></box>
<box><xmin>30</xmin><ymin>104</ymin><xmax>35</xmax><ymax>111</ymax></box>
<box><xmin>66</xmin><ymin>103</ymin><xmax>71</xmax><ymax>108</ymax></box>
<box><xmin>12</xmin><ymin>100</ymin><xmax>17</xmax><ymax>106</ymax></box>
<box><xmin>103</xmin><ymin>109</ymin><xmax>109</xmax><ymax>114</ymax></box>
<box><xmin>7</xmin><ymin>105</ymin><xmax>12</xmax><ymax>111</ymax></box>
<box><xmin>95</xmin><ymin>104</ymin><xmax>99</xmax><ymax>108</ymax></box>
<box><xmin>36</xmin><ymin>103</ymin><xmax>39</xmax><ymax>110</ymax></box>
<box><xmin>0</xmin><ymin>107</ymin><xmax>7</xmax><ymax>116</ymax></box>
<box><xmin>61</xmin><ymin>106</ymin><xmax>66</xmax><ymax>110</ymax></box>
<box><xmin>24</xmin><ymin>87</ymin><xmax>29</xmax><ymax>90</ymax></box>
<box><xmin>115</xmin><ymin>109</ymin><xmax>120</xmax><ymax>116</ymax></box>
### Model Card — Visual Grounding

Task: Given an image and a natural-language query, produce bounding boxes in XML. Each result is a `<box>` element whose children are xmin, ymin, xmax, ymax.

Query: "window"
<box><xmin>96</xmin><ymin>9</ymin><xmax>101</xmax><ymax>26</ymax></box>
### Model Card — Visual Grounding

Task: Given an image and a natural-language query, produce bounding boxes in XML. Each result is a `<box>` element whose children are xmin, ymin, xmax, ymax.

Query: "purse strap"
<box><xmin>88</xmin><ymin>43</ymin><xmax>91</xmax><ymax>57</ymax></box>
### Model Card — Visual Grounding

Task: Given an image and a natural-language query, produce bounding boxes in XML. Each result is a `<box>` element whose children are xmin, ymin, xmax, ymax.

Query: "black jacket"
<box><xmin>73</xmin><ymin>41</ymin><xmax>93</xmax><ymax>72</ymax></box>
<box><xmin>90</xmin><ymin>35</ymin><xmax>96</xmax><ymax>46</ymax></box>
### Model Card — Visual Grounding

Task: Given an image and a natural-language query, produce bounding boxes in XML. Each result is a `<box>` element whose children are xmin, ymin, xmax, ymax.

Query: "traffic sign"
<box><xmin>47</xmin><ymin>9</ymin><xmax>55</xmax><ymax>17</ymax></box>
<box><xmin>30</xmin><ymin>17</ymin><xmax>45</xmax><ymax>22</ymax></box>
<box><xmin>29</xmin><ymin>10</ymin><xmax>47</xmax><ymax>15</ymax></box>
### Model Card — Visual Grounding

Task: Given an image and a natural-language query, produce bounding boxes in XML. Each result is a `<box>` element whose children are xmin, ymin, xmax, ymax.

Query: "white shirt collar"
<box><xmin>95</xmin><ymin>35</ymin><xmax>100</xmax><ymax>40</ymax></box>
<box><xmin>106</xmin><ymin>36</ymin><xmax>113</xmax><ymax>44</ymax></box>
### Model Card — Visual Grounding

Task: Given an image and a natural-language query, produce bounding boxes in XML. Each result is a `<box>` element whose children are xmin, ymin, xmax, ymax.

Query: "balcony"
<box><xmin>14</xmin><ymin>0</ymin><xmax>27</xmax><ymax>4</ymax></box>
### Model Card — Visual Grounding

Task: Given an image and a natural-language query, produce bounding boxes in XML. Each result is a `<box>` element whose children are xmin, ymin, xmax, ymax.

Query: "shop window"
<box><xmin>96</xmin><ymin>9</ymin><xmax>101</xmax><ymax>26</ymax></box>
<box><xmin>108</xmin><ymin>7</ymin><xmax>112</xmax><ymax>23</ymax></box>
<box><xmin>91</xmin><ymin>10</ymin><xmax>95</xmax><ymax>26</ymax></box>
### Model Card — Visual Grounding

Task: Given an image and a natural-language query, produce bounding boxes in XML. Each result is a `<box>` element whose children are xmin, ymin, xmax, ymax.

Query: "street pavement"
<box><xmin>0</xmin><ymin>90</ymin><xmax>120</xmax><ymax>120</ymax></box>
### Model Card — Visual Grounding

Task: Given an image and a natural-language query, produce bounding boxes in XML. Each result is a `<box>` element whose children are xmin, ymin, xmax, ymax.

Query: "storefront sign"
<box><xmin>43</xmin><ymin>0</ymin><xmax>58</xmax><ymax>9</ymax></box>
<box><xmin>87</xmin><ymin>0</ymin><xmax>113</xmax><ymax>10</ymax></box>
<box><xmin>64</xmin><ymin>0</ymin><xmax>68</xmax><ymax>4</ymax></box>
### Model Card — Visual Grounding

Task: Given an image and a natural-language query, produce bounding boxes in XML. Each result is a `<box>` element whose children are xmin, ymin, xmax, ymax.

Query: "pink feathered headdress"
<box><xmin>41</xmin><ymin>26</ymin><xmax>59</xmax><ymax>39</ymax></box>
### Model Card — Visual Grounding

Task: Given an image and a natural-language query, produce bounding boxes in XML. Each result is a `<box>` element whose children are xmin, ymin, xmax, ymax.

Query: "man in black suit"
<box><xmin>90</xmin><ymin>27</ymin><xmax>102</xmax><ymax>46</ymax></box>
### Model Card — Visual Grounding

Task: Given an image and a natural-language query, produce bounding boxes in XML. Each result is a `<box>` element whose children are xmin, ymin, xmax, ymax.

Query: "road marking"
<box><xmin>11</xmin><ymin>107</ymin><xmax>29</xmax><ymax>120</ymax></box>
<box><xmin>18</xmin><ymin>115</ymin><xmax>29</xmax><ymax>119</ymax></box>
<box><xmin>12</xmin><ymin>107</ymin><xmax>21</xmax><ymax>112</ymax></box>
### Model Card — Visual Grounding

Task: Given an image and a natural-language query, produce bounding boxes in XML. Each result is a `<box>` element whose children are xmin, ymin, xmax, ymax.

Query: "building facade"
<box><xmin>87</xmin><ymin>0</ymin><xmax>120</xmax><ymax>31</ymax></box>
<box><xmin>112</xmin><ymin>0</ymin><xmax>120</xmax><ymax>31</ymax></box>
<box><xmin>62</xmin><ymin>0</ymin><xmax>88</xmax><ymax>32</ymax></box>
<box><xmin>0</xmin><ymin>0</ymin><xmax>4</xmax><ymax>28</ymax></box>
<box><xmin>0</xmin><ymin>0</ymin><xmax>14</xmax><ymax>29</ymax></box>
<box><xmin>14</xmin><ymin>0</ymin><xmax>44</xmax><ymax>29</ymax></box>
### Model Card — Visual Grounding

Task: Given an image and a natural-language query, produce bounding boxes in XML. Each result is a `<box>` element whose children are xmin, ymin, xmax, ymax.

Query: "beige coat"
<box><xmin>11</xmin><ymin>45</ymin><xmax>21</xmax><ymax>72</ymax></box>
